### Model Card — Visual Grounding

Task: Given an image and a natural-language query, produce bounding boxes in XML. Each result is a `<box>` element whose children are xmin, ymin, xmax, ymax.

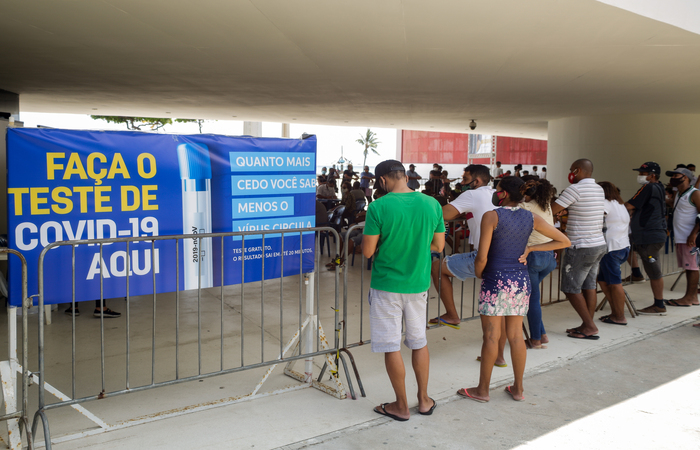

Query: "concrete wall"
<box><xmin>548</xmin><ymin>114</ymin><xmax>700</xmax><ymax>200</ymax></box>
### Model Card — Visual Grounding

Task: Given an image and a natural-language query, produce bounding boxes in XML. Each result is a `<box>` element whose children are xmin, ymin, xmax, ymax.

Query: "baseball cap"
<box><xmin>632</xmin><ymin>162</ymin><xmax>660</xmax><ymax>175</ymax></box>
<box><xmin>665</xmin><ymin>168</ymin><xmax>693</xmax><ymax>179</ymax></box>
<box><xmin>375</xmin><ymin>159</ymin><xmax>406</xmax><ymax>178</ymax></box>
<box><xmin>409</xmin><ymin>163</ymin><xmax>415</xmax><ymax>168</ymax></box>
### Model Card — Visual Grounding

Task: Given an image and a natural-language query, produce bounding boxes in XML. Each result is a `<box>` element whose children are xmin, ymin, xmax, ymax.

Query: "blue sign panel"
<box><xmin>6</xmin><ymin>129</ymin><xmax>317</xmax><ymax>306</ymax></box>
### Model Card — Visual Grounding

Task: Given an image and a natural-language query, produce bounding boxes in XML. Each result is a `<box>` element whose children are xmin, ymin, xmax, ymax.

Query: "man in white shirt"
<box><xmin>430</xmin><ymin>165</ymin><xmax>495</xmax><ymax>328</ymax></box>
<box><xmin>532</xmin><ymin>166</ymin><xmax>539</xmax><ymax>178</ymax></box>
<box><xmin>665</xmin><ymin>168</ymin><xmax>700</xmax><ymax>306</ymax></box>
<box><xmin>551</xmin><ymin>159</ymin><xmax>606</xmax><ymax>340</ymax></box>
<box><xmin>495</xmin><ymin>161</ymin><xmax>504</xmax><ymax>178</ymax></box>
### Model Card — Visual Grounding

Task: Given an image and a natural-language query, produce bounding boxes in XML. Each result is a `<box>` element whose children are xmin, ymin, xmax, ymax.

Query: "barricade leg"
<box><xmin>0</xmin><ymin>360</ymin><xmax>21</xmax><ymax>450</ymax></box>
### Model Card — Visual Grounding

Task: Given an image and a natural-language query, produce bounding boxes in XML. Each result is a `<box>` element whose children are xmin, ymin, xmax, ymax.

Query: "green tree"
<box><xmin>356</xmin><ymin>129</ymin><xmax>380</xmax><ymax>168</ymax></box>
<box><xmin>175</xmin><ymin>118</ymin><xmax>210</xmax><ymax>133</ymax></box>
<box><xmin>90</xmin><ymin>116</ymin><xmax>172</xmax><ymax>131</ymax></box>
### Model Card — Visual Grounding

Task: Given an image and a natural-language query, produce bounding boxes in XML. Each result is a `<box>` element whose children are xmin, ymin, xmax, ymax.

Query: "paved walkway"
<box><xmin>286</xmin><ymin>323</ymin><xmax>700</xmax><ymax>450</ymax></box>
<box><xmin>29</xmin><ymin>273</ymin><xmax>697</xmax><ymax>449</ymax></box>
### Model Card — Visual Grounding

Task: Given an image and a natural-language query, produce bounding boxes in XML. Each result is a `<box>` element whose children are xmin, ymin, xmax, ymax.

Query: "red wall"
<box><xmin>401</xmin><ymin>130</ymin><xmax>547</xmax><ymax>165</ymax></box>
<box><xmin>495</xmin><ymin>136</ymin><xmax>547</xmax><ymax>165</ymax></box>
<box><xmin>401</xmin><ymin>131</ymin><xmax>470</xmax><ymax>164</ymax></box>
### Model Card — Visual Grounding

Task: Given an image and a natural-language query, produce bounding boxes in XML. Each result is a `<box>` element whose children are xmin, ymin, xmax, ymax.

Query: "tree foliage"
<box><xmin>90</xmin><ymin>116</ymin><xmax>172</xmax><ymax>131</ymax></box>
<box><xmin>356</xmin><ymin>129</ymin><xmax>380</xmax><ymax>167</ymax></box>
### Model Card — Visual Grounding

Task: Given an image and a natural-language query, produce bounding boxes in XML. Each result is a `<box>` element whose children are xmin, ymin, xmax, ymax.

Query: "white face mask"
<box><xmin>637</xmin><ymin>175</ymin><xmax>649</xmax><ymax>185</ymax></box>
<box><xmin>342</xmin><ymin>188</ymin><xmax>348</xmax><ymax>193</ymax></box>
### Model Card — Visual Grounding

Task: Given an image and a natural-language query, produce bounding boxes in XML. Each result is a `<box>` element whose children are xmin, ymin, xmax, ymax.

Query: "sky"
<box><xmin>19</xmin><ymin>112</ymin><xmax>398</xmax><ymax>172</ymax></box>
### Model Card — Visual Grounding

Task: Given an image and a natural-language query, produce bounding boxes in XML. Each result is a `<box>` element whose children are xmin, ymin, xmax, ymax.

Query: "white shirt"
<box><xmin>603</xmin><ymin>200</ymin><xmax>631</xmax><ymax>252</ymax></box>
<box><xmin>495</xmin><ymin>167</ymin><xmax>504</xmax><ymax>177</ymax></box>
<box><xmin>448</xmin><ymin>186</ymin><xmax>496</xmax><ymax>250</ymax></box>
<box><xmin>673</xmin><ymin>187</ymin><xmax>698</xmax><ymax>242</ymax></box>
<box><xmin>555</xmin><ymin>178</ymin><xmax>606</xmax><ymax>249</ymax></box>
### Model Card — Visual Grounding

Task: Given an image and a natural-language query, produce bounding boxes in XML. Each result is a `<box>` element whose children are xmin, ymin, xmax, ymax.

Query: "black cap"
<box><xmin>632</xmin><ymin>161</ymin><xmax>660</xmax><ymax>175</ymax></box>
<box><xmin>665</xmin><ymin>168</ymin><xmax>693</xmax><ymax>179</ymax></box>
<box><xmin>375</xmin><ymin>159</ymin><xmax>406</xmax><ymax>178</ymax></box>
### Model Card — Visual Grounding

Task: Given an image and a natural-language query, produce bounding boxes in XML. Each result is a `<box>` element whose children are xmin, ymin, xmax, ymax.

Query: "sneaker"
<box><xmin>94</xmin><ymin>308</ymin><xmax>121</xmax><ymax>318</ymax></box>
<box><xmin>65</xmin><ymin>307</ymin><xmax>80</xmax><ymax>316</ymax></box>
<box><xmin>622</xmin><ymin>274</ymin><xmax>645</xmax><ymax>283</ymax></box>
<box><xmin>637</xmin><ymin>305</ymin><xmax>667</xmax><ymax>316</ymax></box>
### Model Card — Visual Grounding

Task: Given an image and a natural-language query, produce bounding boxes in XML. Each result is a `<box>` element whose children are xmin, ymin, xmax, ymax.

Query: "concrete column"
<box><xmin>281</xmin><ymin>123</ymin><xmax>290</xmax><ymax>138</ymax></box>
<box><xmin>0</xmin><ymin>89</ymin><xmax>19</xmax><ymax>122</ymax></box>
<box><xmin>548</xmin><ymin>114</ymin><xmax>700</xmax><ymax>200</ymax></box>
<box><xmin>243</xmin><ymin>121</ymin><xmax>263</xmax><ymax>137</ymax></box>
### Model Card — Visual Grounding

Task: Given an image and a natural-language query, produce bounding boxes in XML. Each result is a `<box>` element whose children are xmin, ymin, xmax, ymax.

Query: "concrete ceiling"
<box><xmin>2</xmin><ymin>0</ymin><xmax>700</xmax><ymax>139</ymax></box>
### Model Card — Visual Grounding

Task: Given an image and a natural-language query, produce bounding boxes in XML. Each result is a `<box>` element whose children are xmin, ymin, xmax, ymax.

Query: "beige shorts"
<box><xmin>368</xmin><ymin>288</ymin><xmax>428</xmax><ymax>353</ymax></box>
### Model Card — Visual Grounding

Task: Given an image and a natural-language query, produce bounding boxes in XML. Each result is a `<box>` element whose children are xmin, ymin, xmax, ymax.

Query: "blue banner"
<box><xmin>6</xmin><ymin>129</ymin><xmax>317</xmax><ymax>306</ymax></box>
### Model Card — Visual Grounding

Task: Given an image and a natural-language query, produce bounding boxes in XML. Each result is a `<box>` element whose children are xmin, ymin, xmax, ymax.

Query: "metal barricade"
<box><xmin>0</xmin><ymin>248</ymin><xmax>33</xmax><ymax>450</ymax></box>
<box><xmin>340</xmin><ymin>218</ymin><xmax>570</xmax><ymax>348</ymax></box>
<box><xmin>30</xmin><ymin>227</ymin><xmax>358</xmax><ymax>448</ymax></box>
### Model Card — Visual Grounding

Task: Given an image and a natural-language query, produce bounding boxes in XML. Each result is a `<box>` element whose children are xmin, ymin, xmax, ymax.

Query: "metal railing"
<box><xmin>0</xmin><ymin>249</ymin><xmax>33</xmax><ymax>450</ymax></box>
<box><xmin>339</xmin><ymin>219</ymin><xmax>689</xmax><ymax>348</ymax></box>
<box><xmin>30</xmin><ymin>227</ymin><xmax>361</xmax><ymax>448</ymax></box>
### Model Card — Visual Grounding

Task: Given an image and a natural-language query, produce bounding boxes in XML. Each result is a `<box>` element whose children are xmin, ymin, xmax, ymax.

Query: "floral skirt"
<box><xmin>478</xmin><ymin>271</ymin><xmax>531</xmax><ymax>316</ymax></box>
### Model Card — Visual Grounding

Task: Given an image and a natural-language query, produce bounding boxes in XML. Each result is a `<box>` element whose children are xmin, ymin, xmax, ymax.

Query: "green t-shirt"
<box><xmin>363</xmin><ymin>191</ymin><xmax>445</xmax><ymax>293</ymax></box>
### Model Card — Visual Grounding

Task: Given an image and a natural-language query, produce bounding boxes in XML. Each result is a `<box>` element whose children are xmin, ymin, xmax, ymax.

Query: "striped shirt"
<box><xmin>555</xmin><ymin>178</ymin><xmax>606</xmax><ymax>248</ymax></box>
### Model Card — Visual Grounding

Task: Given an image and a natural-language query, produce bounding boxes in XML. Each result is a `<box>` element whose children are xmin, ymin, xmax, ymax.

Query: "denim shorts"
<box><xmin>561</xmin><ymin>245</ymin><xmax>607</xmax><ymax>294</ymax></box>
<box><xmin>597</xmin><ymin>247</ymin><xmax>630</xmax><ymax>285</ymax></box>
<box><xmin>444</xmin><ymin>251</ymin><xmax>477</xmax><ymax>281</ymax></box>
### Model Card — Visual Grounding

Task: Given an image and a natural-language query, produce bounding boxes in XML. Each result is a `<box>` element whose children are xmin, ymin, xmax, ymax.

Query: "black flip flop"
<box><xmin>418</xmin><ymin>398</ymin><xmax>437</xmax><ymax>416</ymax></box>
<box><xmin>374</xmin><ymin>403</ymin><xmax>409</xmax><ymax>422</ymax></box>
<box><xmin>600</xmin><ymin>316</ymin><xmax>627</xmax><ymax>326</ymax></box>
<box><xmin>567</xmin><ymin>331</ymin><xmax>600</xmax><ymax>340</ymax></box>
<box><xmin>665</xmin><ymin>300</ymin><xmax>691</xmax><ymax>307</ymax></box>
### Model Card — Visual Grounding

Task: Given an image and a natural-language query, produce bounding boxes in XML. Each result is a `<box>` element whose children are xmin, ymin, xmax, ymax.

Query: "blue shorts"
<box><xmin>597</xmin><ymin>247</ymin><xmax>630</xmax><ymax>285</ymax></box>
<box><xmin>444</xmin><ymin>251</ymin><xmax>477</xmax><ymax>281</ymax></box>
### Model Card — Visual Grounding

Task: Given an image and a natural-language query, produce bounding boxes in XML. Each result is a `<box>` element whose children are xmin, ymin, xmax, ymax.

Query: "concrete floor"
<box><xmin>0</xmin><ymin>255</ymin><xmax>698</xmax><ymax>449</ymax></box>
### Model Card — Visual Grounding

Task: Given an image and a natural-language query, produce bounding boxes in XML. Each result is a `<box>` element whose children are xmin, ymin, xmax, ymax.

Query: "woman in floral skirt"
<box><xmin>458</xmin><ymin>177</ymin><xmax>570</xmax><ymax>403</ymax></box>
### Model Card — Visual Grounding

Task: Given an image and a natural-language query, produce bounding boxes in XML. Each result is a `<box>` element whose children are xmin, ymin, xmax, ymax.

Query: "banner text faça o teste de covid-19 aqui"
<box><xmin>6</xmin><ymin>129</ymin><xmax>317</xmax><ymax>306</ymax></box>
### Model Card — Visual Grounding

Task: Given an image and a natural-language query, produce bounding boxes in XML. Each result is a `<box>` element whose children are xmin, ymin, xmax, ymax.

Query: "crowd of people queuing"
<box><xmin>316</xmin><ymin>158</ymin><xmax>700</xmax><ymax>420</ymax></box>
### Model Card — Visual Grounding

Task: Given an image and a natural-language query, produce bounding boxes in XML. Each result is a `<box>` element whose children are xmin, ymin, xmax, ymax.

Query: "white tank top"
<box><xmin>673</xmin><ymin>187</ymin><xmax>698</xmax><ymax>242</ymax></box>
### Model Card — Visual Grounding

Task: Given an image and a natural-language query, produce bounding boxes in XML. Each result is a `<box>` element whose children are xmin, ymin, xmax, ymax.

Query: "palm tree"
<box><xmin>356</xmin><ymin>129</ymin><xmax>380</xmax><ymax>168</ymax></box>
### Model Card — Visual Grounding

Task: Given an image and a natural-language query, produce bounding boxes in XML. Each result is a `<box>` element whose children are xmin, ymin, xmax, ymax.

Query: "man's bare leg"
<box><xmin>411</xmin><ymin>346</ymin><xmax>434</xmax><ymax>413</ymax></box>
<box><xmin>599</xmin><ymin>281</ymin><xmax>627</xmax><ymax>323</ymax></box>
<box><xmin>429</xmin><ymin>260</ymin><xmax>460</xmax><ymax>324</ymax></box>
<box><xmin>670</xmin><ymin>270</ymin><xmax>699</xmax><ymax>305</ymax></box>
<box><xmin>650</xmin><ymin>278</ymin><xmax>664</xmax><ymax>300</ymax></box>
<box><xmin>583</xmin><ymin>288</ymin><xmax>598</xmax><ymax>320</ymax></box>
<box><xmin>377</xmin><ymin>351</ymin><xmax>410</xmax><ymax>419</ymax></box>
<box><xmin>505</xmin><ymin>316</ymin><xmax>526</xmax><ymax>400</ymax></box>
<box><xmin>566</xmin><ymin>292</ymin><xmax>598</xmax><ymax>336</ymax></box>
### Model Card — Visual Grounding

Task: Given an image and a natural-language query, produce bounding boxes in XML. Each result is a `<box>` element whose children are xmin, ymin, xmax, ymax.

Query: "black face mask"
<box><xmin>669</xmin><ymin>177</ymin><xmax>683</xmax><ymax>187</ymax></box>
<box><xmin>492</xmin><ymin>191</ymin><xmax>505</xmax><ymax>206</ymax></box>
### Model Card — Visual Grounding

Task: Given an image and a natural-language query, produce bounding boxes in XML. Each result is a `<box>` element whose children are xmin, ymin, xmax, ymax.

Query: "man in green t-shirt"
<box><xmin>363</xmin><ymin>159</ymin><xmax>445</xmax><ymax>421</ymax></box>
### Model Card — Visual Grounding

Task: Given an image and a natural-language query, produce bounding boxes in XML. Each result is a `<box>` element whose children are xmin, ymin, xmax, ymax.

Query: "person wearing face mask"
<box><xmin>551</xmin><ymin>159</ymin><xmax>606</xmax><ymax>340</ymax></box>
<box><xmin>406</xmin><ymin>164</ymin><xmax>421</xmax><ymax>191</ymax></box>
<box><xmin>362</xmin><ymin>159</ymin><xmax>445</xmax><ymax>420</ymax></box>
<box><xmin>429</xmin><ymin>165</ymin><xmax>495</xmax><ymax>328</ymax></box>
<box><xmin>686</xmin><ymin>163</ymin><xmax>699</xmax><ymax>188</ymax></box>
<box><xmin>319</xmin><ymin>167</ymin><xmax>328</xmax><ymax>183</ymax></box>
<box><xmin>624</xmin><ymin>162</ymin><xmax>668</xmax><ymax>315</ymax></box>
<box><xmin>664</xmin><ymin>168</ymin><xmax>700</xmax><ymax>306</ymax></box>
<box><xmin>360</xmin><ymin>166</ymin><xmax>375</xmax><ymax>204</ymax></box>
<box><xmin>458</xmin><ymin>176</ymin><xmax>569</xmax><ymax>403</ymax></box>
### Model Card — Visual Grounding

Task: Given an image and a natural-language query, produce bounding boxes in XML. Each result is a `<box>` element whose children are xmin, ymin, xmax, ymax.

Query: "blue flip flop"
<box><xmin>429</xmin><ymin>317</ymin><xmax>460</xmax><ymax>329</ymax></box>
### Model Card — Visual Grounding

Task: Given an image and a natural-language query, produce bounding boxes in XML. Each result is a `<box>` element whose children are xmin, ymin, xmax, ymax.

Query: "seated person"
<box><xmin>317</xmin><ymin>179</ymin><xmax>337</xmax><ymax>200</ymax></box>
